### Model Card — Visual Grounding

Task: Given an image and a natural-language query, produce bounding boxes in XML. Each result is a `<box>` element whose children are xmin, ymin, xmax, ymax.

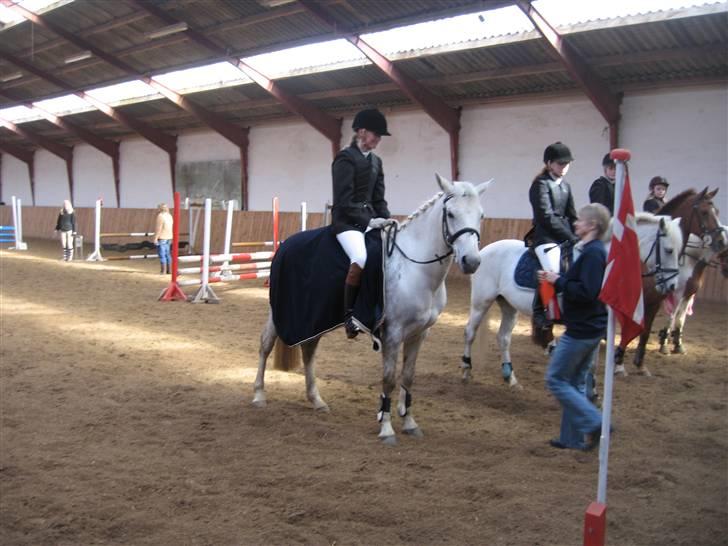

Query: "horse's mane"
<box><xmin>398</xmin><ymin>182</ymin><xmax>480</xmax><ymax>231</ymax></box>
<box><xmin>657</xmin><ymin>189</ymin><xmax>697</xmax><ymax>216</ymax></box>
<box><xmin>399</xmin><ymin>191</ymin><xmax>444</xmax><ymax>231</ymax></box>
<box><xmin>634</xmin><ymin>212</ymin><xmax>683</xmax><ymax>249</ymax></box>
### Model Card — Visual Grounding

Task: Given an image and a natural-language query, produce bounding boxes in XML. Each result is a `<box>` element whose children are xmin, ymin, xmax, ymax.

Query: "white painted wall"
<box><xmin>118</xmin><ymin>138</ymin><xmax>172</xmax><ymax>208</ymax></box>
<box><xmin>5</xmin><ymin>83</ymin><xmax>726</xmax><ymax>218</ymax></box>
<box><xmin>73</xmin><ymin>144</ymin><xmax>116</xmax><ymax>207</ymax></box>
<box><xmin>34</xmin><ymin>151</ymin><xmax>70</xmax><ymax>206</ymax></box>
<box><xmin>177</xmin><ymin>131</ymin><xmax>240</xmax><ymax>162</ymax></box>
<box><xmin>620</xmin><ymin>86</ymin><xmax>728</xmax><ymax>211</ymax></box>
<box><xmin>248</xmin><ymin>120</ymin><xmax>332</xmax><ymax>213</ymax></box>
<box><xmin>461</xmin><ymin>96</ymin><xmax>610</xmax><ymax>219</ymax></box>
<box><xmin>1</xmin><ymin>155</ymin><xmax>33</xmax><ymax>204</ymax></box>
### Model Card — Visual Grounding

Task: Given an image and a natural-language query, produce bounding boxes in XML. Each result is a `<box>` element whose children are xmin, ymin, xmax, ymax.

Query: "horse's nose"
<box><xmin>461</xmin><ymin>253</ymin><xmax>481</xmax><ymax>274</ymax></box>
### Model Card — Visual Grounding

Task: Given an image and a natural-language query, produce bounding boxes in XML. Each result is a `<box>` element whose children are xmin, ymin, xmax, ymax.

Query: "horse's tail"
<box><xmin>273</xmin><ymin>340</ymin><xmax>301</xmax><ymax>371</ymax></box>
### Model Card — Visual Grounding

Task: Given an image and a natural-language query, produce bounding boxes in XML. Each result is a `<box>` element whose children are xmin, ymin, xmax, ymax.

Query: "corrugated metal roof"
<box><xmin>0</xmin><ymin>1</ymin><xmax>726</xmax><ymax>149</ymax></box>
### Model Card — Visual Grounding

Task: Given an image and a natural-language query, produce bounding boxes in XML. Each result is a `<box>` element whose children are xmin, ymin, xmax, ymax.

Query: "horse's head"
<box><xmin>689</xmin><ymin>188</ymin><xmax>725</xmax><ymax>252</ymax></box>
<box><xmin>636</xmin><ymin>214</ymin><xmax>682</xmax><ymax>295</ymax></box>
<box><xmin>435</xmin><ymin>173</ymin><xmax>490</xmax><ymax>274</ymax></box>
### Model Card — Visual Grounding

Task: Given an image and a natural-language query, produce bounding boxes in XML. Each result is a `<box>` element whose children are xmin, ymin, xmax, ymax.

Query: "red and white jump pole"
<box><xmin>159</xmin><ymin>192</ymin><xmax>187</xmax><ymax>302</ymax></box>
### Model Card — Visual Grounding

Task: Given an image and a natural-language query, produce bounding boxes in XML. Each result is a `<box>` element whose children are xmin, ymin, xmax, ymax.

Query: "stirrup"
<box><xmin>344</xmin><ymin>317</ymin><xmax>360</xmax><ymax>339</ymax></box>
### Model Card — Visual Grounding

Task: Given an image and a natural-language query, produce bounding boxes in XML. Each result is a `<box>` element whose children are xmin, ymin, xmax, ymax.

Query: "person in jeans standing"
<box><xmin>537</xmin><ymin>203</ymin><xmax>610</xmax><ymax>450</ymax></box>
<box><xmin>55</xmin><ymin>199</ymin><xmax>76</xmax><ymax>261</ymax></box>
<box><xmin>153</xmin><ymin>203</ymin><xmax>173</xmax><ymax>274</ymax></box>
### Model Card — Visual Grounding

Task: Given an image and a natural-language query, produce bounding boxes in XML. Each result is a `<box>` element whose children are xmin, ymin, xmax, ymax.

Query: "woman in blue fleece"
<box><xmin>537</xmin><ymin>203</ymin><xmax>610</xmax><ymax>450</ymax></box>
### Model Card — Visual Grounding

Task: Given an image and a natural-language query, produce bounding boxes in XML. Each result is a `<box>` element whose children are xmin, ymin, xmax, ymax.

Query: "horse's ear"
<box><xmin>435</xmin><ymin>173</ymin><xmax>453</xmax><ymax>193</ymax></box>
<box><xmin>708</xmin><ymin>187</ymin><xmax>719</xmax><ymax>199</ymax></box>
<box><xmin>475</xmin><ymin>179</ymin><xmax>494</xmax><ymax>195</ymax></box>
<box><xmin>698</xmin><ymin>186</ymin><xmax>709</xmax><ymax>198</ymax></box>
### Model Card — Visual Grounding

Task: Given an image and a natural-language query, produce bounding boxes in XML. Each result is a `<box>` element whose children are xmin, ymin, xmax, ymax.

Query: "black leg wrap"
<box><xmin>379</xmin><ymin>394</ymin><xmax>391</xmax><ymax>414</ymax></box>
<box><xmin>658</xmin><ymin>328</ymin><xmax>668</xmax><ymax>346</ymax></box>
<box><xmin>461</xmin><ymin>355</ymin><xmax>472</xmax><ymax>369</ymax></box>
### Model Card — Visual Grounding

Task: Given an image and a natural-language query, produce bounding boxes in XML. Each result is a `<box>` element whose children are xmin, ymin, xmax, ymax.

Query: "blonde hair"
<box><xmin>62</xmin><ymin>199</ymin><xmax>74</xmax><ymax>214</ymax></box>
<box><xmin>579</xmin><ymin>203</ymin><xmax>610</xmax><ymax>239</ymax></box>
<box><xmin>157</xmin><ymin>203</ymin><xmax>169</xmax><ymax>213</ymax></box>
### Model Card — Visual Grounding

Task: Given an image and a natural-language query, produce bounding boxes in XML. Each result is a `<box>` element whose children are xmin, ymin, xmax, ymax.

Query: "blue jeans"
<box><xmin>157</xmin><ymin>239</ymin><xmax>171</xmax><ymax>265</ymax></box>
<box><xmin>545</xmin><ymin>333</ymin><xmax>602</xmax><ymax>449</ymax></box>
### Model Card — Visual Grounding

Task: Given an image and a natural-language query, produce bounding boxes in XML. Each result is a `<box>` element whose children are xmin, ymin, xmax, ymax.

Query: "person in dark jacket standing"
<box><xmin>538</xmin><ymin>203</ymin><xmax>610</xmax><ymax>450</ymax></box>
<box><xmin>643</xmin><ymin>176</ymin><xmax>669</xmax><ymax>213</ymax></box>
<box><xmin>55</xmin><ymin>199</ymin><xmax>76</xmax><ymax>261</ymax></box>
<box><xmin>332</xmin><ymin>108</ymin><xmax>391</xmax><ymax>339</ymax></box>
<box><xmin>529</xmin><ymin>142</ymin><xmax>579</xmax><ymax>335</ymax></box>
<box><xmin>589</xmin><ymin>153</ymin><xmax>616</xmax><ymax>215</ymax></box>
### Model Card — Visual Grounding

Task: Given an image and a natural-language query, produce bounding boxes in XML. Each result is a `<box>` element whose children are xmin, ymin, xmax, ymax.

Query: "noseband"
<box><xmin>386</xmin><ymin>193</ymin><xmax>480</xmax><ymax>265</ymax></box>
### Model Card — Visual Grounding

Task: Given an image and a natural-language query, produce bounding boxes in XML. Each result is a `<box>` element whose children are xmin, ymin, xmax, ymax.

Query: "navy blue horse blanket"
<box><xmin>270</xmin><ymin>226</ymin><xmax>385</xmax><ymax>347</ymax></box>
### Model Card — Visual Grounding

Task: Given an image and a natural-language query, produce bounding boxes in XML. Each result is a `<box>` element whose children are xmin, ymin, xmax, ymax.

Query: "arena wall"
<box><xmin>1</xmin><ymin>204</ymin><xmax>725</xmax><ymax>304</ymax></box>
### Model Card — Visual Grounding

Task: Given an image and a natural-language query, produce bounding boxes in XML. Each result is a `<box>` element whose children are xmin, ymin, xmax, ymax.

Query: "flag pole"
<box><xmin>584</xmin><ymin>148</ymin><xmax>631</xmax><ymax>546</ymax></box>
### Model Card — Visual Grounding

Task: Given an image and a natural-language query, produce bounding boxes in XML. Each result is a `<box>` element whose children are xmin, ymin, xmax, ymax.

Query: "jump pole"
<box><xmin>159</xmin><ymin>191</ymin><xmax>188</xmax><ymax>302</ymax></box>
<box><xmin>2</xmin><ymin>196</ymin><xmax>27</xmax><ymax>250</ymax></box>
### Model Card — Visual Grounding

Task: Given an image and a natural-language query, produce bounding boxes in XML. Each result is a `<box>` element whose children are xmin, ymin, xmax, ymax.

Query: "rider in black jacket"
<box><xmin>332</xmin><ymin>108</ymin><xmax>391</xmax><ymax>338</ymax></box>
<box><xmin>589</xmin><ymin>153</ymin><xmax>616</xmax><ymax>216</ymax></box>
<box><xmin>528</xmin><ymin>142</ymin><xmax>578</xmax><ymax>338</ymax></box>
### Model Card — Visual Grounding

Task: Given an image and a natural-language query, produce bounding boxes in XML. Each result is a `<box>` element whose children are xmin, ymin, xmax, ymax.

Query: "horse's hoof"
<box><xmin>509</xmin><ymin>382</ymin><xmax>523</xmax><ymax>391</ymax></box>
<box><xmin>461</xmin><ymin>371</ymin><xmax>472</xmax><ymax>383</ymax></box>
<box><xmin>251</xmin><ymin>398</ymin><xmax>267</xmax><ymax>408</ymax></box>
<box><xmin>672</xmin><ymin>346</ymin><xmax>686</xmax><ymax>355</ymax></box>
<box><xmin>614</xmin><ymin>365</ymin><xmax>628</xmax><ymax>376</ymax></box>
<box><xmin>314</xmin><ymin>403</ymin><xmax>330</xmax><ymax>413</ymax></box>
<box><xmin>403</xmin><ymin>427</ymin><xmax>424</xmax><ymax>438</ymax></box>
<box><xmin>659</xmin><ymin>345</ymin><xmax>669</xmax><ymax>355</ymax></box>
<box><xmin>636</xmin><ymin>367</ymin><xmax>652</xmax><ymax>377</ymax></box>
<box><xmin>380</xmin><ymin>435</ymin><xmax>398</xmax><ymax>446</ymax></box>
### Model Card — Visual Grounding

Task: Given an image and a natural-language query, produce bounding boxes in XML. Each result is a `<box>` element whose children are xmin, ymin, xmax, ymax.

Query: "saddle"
<box><xmin>269</xmin><ymin>226</ymin><xmax>385</xmax><ymax>347</ymax></box>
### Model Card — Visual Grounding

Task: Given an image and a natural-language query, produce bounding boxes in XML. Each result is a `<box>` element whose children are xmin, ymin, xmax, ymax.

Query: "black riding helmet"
<box><xmin>649</xmin><ymin>176</ymin><xmax>669</xmax><ymax>189</ymax></box>
<box><xmin>352</xmin><ymin>108</ymin><xmax>391</xmax><ymax>136</ymax></box>
<box><xmin>602</xmin><ymin>153</ymin><xmax>615</xmax><ymax>167</ymax></box>
<box><xmin>543</xmin><ymin>141</ymin><xmax>573</xmax><ymax>163</ymax></box>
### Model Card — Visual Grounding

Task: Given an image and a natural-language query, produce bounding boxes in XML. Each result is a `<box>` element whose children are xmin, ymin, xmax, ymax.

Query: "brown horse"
<box><xmin>615</xmin><ymin>187</ymin><xmax>725</xmax><ymax>375</ymax></box>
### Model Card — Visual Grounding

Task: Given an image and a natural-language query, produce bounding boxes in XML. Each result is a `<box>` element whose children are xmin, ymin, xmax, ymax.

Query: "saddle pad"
<box><xmin>514</xmin><ymin>249</ymin><xmax>539</xmax><ymax>289</ymax></box>
<box><xmin>270</xmin><ymin>226</ymin><xmax>384</xmax><ymax>347</ymax></box>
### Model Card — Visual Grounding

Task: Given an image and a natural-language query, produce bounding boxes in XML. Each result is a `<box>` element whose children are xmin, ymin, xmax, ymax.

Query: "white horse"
<box><xmin>253</xmin><ymin>174</ymin><xmax>489</xmax><ymax>445</ymax></box>
<box><xmin>460</xmin><ymin>213</ymin><xmax>682</xmax><ymax>388</ymax></box>
<box><xmin>658</xmin><ymin>227</ymin><xmax>728</xmax><ymax>354</ymax></box>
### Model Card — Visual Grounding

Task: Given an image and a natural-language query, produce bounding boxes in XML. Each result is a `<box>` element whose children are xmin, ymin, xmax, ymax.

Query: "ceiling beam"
<box><xmin>131</xmin><ymin>0</ymin><xmax>341</xmax><ymax>155</ymax></box>
<box><xmin>516</xmin><ymin>0</ymin><xmax>621</xmax><ymax>145</ymax></box>
<box><xmin>1</xmin><ymin>0</ymin><xmax>248</xmax><ymax>152</ymax></box>
<box><xmin>0</xmin><ymin>49</ymin><xmax>177</xmax><ymax>155</ymax></box>
<box><xmin>298</xmin><ymin>0</ymin><xmax>462</xmax><ymax>178</ymax></box>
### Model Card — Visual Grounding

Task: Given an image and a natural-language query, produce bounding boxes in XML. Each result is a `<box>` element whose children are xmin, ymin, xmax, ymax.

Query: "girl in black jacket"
<box><xmin>332</xmin><ymin>109</ymin><xmax>391</xmax><ymax>339</ymax></box>
<box><xmin>55</xmin><ymin>200</ymin><xmax>76</xmax><ymax>261</ymax></box>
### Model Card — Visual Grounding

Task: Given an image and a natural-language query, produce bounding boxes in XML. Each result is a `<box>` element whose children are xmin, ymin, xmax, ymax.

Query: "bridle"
<box><xmin>386</xmin><ymin>193</ymin><xmax>480</xmax><ymax>265</ymax></box>
<box><xmin>682</xmin><ymin>198</ymin><xmax>725</xmax><ymax>256</ymax></box>
<box><xmin>642</xmin><ymin>222</ymin><xmax>679</xmax><ymax>290</ymax></box>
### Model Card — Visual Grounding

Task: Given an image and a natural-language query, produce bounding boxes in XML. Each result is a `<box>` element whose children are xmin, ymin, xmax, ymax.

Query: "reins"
<box><xmin>385</xmin><ymin>193</ymin><xmax>480</xmax><ymax>265</ymax></box>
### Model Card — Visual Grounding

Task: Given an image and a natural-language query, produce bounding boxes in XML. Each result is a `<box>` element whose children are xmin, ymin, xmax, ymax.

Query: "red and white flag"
<box><xmin>599</xmin><ymin>163</ymin><xmax>644</xmax><ymax>345</ymax></box>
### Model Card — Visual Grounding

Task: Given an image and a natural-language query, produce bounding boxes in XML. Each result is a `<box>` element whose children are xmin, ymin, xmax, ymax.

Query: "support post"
<box><xmin>190</xmin><ymin>198</ymin><xmax>219</xmax><ymax>303</ymax></box>
<box><xmin>159</xmin><ymin>191</ymin><xmax>188</xmax><ymax>301</ymax></box>
<box><xmin>86</xmin><ymin>199</ymin><xmax>104</xmax><ymax>261</ymax></box>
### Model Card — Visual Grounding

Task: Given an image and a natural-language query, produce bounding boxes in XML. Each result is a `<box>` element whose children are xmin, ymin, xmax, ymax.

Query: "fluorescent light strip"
<box><xmin>64</xmin><ymin>50</ymin><xmax>93</xmax><ymax>64</ymax></box>
<box><xmin>147</xmin><ymin>22</ymin><xmax>188</xmax><ymax>40</ymax></box>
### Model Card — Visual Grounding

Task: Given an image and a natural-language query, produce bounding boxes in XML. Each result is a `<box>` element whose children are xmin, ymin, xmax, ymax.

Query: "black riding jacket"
<box><xmin>589</xmin><ymin>176</ymin><xmax>615</xmax><ymax>216</ymax></box>
<box><xmin>529</xmin><ymin>173</ymin><xmax>578</xmax><ymax>246</ymax></box>
<box><xmin>331</xmin><ymin>144</ymin><xmax>390</xmax><ymax>234</ymax></box>
<box><xmin>55</xmin><ymin>211</ymin><xmax>76</xmax><ymax>232</ymax></box>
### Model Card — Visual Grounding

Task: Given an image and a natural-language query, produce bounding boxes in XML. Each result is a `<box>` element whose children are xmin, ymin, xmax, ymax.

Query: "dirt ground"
<box><xmin>1</xmin><ymin>239</ymin><xmax>726</xmax><ymax>546</ymax></box>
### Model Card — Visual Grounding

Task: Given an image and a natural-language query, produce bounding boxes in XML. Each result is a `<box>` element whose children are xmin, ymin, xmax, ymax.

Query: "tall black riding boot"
<box><xmin>531</xmin><ymin>287</ymin><xmax>553</xmax><ymax>348</ymax></box>
<box><xmin>343</xmin><ymin>263</ymin><xmax>363</xmax><ymax>339</ymax></box>
<box><xmin>160</xmin><ymin>263</ymin><xmax>165</xmax><ymax>275</ymax></box>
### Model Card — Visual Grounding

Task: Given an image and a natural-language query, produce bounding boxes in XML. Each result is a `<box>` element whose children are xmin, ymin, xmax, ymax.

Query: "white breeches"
<box><xmin>535</xmin><ymin>243</ymin><xmax>561</xmax><ymax>273</ymax></box>
<box><xmin>336</xmin><ymin>230</ymin><xmax>367</xmax><ymax>269</ymax></box>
